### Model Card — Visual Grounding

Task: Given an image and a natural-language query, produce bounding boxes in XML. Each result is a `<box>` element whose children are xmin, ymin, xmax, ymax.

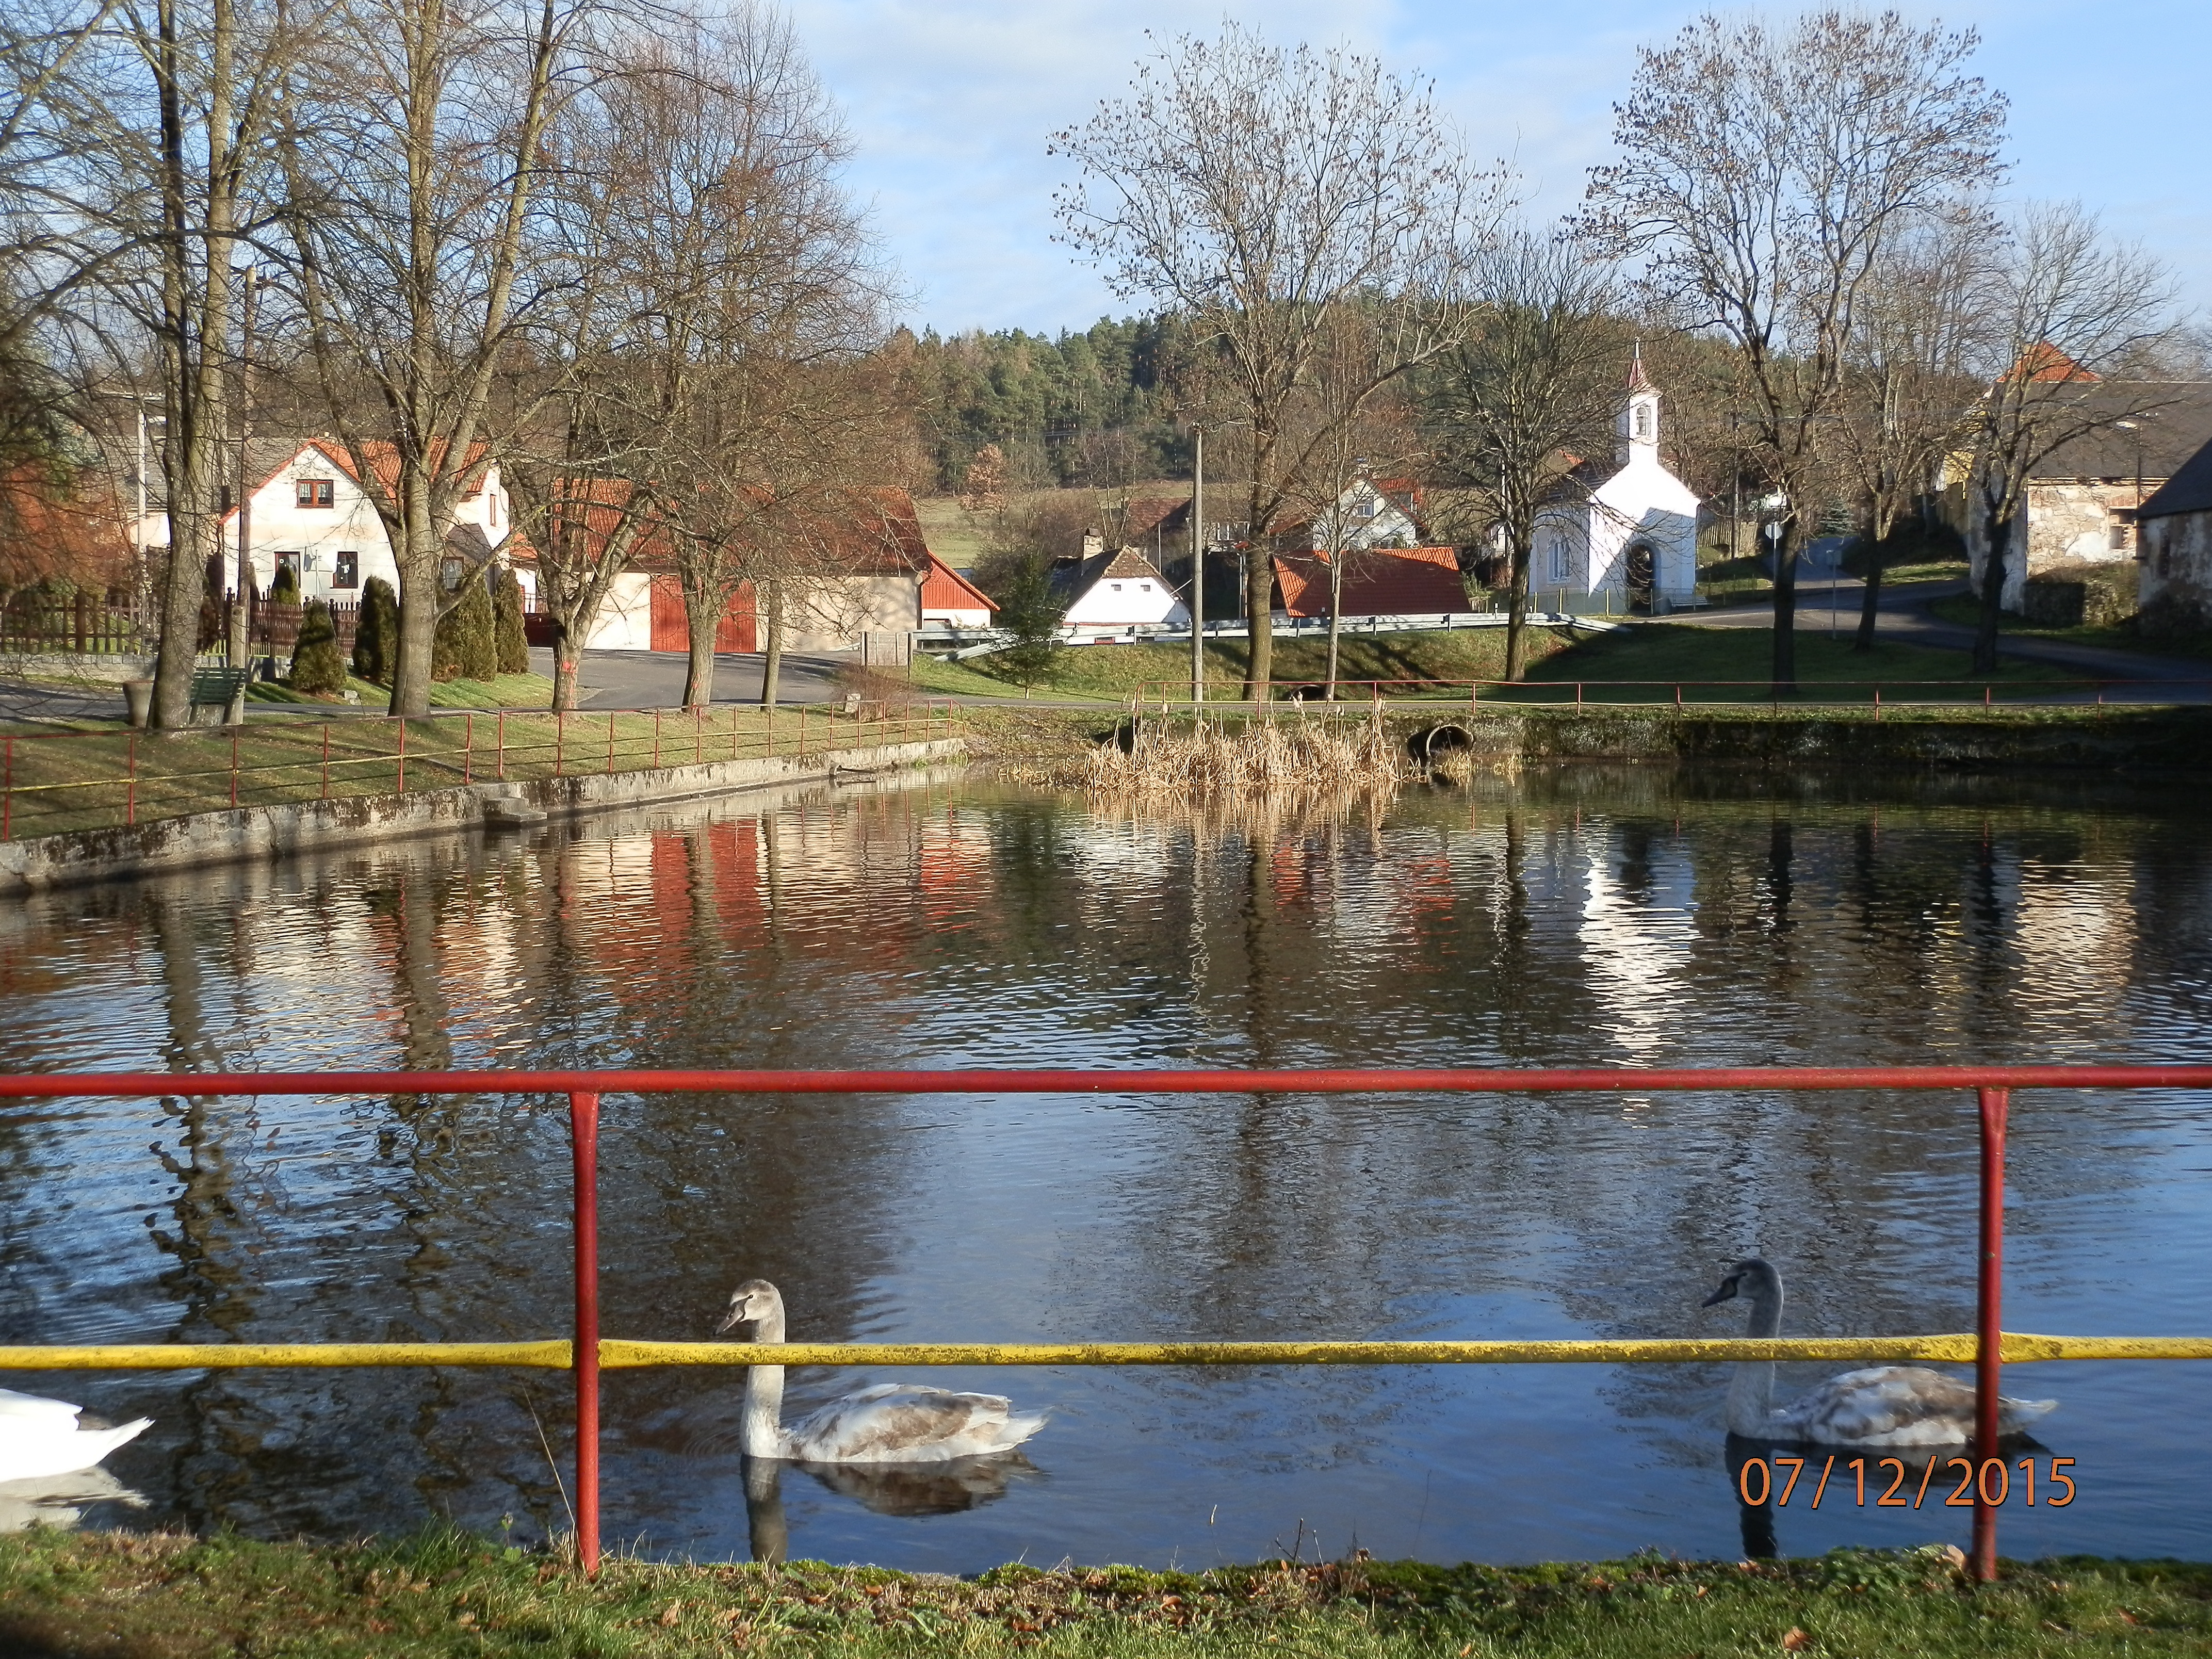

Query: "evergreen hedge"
<box><xmin>287</xmin><ymin>599</ymin><xmax>348</xmax><ymax>695</ymax></box>
<box><xmin>352</xmin><ymin>576</ymin><xmax>399</xmax><ymax>685</ymax></box>
<box><xmin>491</xmin><ymin>565</ymin><xmax>530</xmax><ymax>674</ymax></box>
<box><xmin>432</xmin><ymin>571</ymin><xmax>497</xmax><ymax>681</ymax></box>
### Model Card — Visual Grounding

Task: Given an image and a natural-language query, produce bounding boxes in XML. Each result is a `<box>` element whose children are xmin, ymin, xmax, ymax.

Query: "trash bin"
<box><xmin>123</xmin><ymin>679</ymin><xmax>154</xmax><ymax>728</ymax></box>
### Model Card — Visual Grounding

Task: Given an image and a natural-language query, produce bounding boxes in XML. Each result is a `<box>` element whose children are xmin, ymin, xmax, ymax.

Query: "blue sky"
<box><xmin>789</xmin><ymin>1</ymin><xmax>2209</xmax><ymax>337</ymax></box>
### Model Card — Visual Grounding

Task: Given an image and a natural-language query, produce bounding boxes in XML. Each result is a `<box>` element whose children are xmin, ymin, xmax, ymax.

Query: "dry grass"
<box><xmin>1079</xmin><ymin>706</ymin><xmax>1404</xmax><ymax>799</ymax></box>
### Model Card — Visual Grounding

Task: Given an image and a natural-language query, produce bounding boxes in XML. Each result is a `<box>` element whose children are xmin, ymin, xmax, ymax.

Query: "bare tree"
<box><xmin>2</xmin><ymin>0</ymin><xmax>290</xmax><ymax>724</ymax></box>
<box><xmin>1831</xmin><ymin>209</ymin><xmax>1986</xmax><ymax>651</ymax></box>
<box><xmin>1052</xmin><ymin>22</ymin><xmax>1490</xmax><ymax>700</ymax></box>
<box><xmin>1585</xmin><ymin>9</ymin><xmax>2006</xmax><ymax>692</ymax></box>
<box><xmin>1960</xmin><ymin>203</ymin><xmax>2178</xmax><ymax>673</ymax></box>
<box><xmin>278</xmin><ymin>0</ymin><xmax>592</xmax><ymax>717</ymax></box>
<box><xmin>1424</xmin><ymin>225</ymin><xmax>1623</xmax><ymax>680</ymax></box>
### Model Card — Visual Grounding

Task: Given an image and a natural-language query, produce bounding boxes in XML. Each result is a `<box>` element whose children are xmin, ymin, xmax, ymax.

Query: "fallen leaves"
<box><xmin>1781</xmin><ymin>1627</ymin><xmax>1814</xmax><ymax>1651</ymax></box>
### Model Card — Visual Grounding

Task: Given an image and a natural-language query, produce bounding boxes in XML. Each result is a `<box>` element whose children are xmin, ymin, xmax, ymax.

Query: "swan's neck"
<box><xmin>1725</xmin><ymin>1284</ymin><xmax>1781</xmax><ymax>1437</ymax></box>
<box><xmin>741</xmin><ymin>1304</ymin><xmax>788</xmax><ymax>1458</ymax></box>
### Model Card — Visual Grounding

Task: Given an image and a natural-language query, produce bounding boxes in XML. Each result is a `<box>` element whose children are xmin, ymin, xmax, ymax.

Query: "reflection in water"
<box><xmin>1</xmin><ymin>766</ymin><xmax>2210</xmax><ymax>1571</ymax></box>
<box><xmin>0</xmin><ymin>1468</ymin><xmax>146</xmax><ymax>1533</ymax></box>
<box><xmin>739</xmin><ymin>1451</ymin><xmax>1035</xmax><ymax>1563</ymax></box>
<box><xmin>1723</xmin><ymin>1433</ymin><xmax>2052</xmax><ymax>1562</ymax></box>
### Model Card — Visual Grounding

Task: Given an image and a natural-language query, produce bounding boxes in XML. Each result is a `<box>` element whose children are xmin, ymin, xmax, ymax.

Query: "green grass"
<box><xmin>1</xmin><ymin>1531</ymin><xmax>2206</xmax><ymax>1657</ymax></box>
<box><xmin>1507</xmin><ymin>622</ymin><xmax>2075</xmax><ymax>704</ymax></box>
<box><xmin>1925</xmin><ymin>595</ymin><xmax>2212</xmax><ymax>664</ymax></box>
<box><xmin>247</xmin><ymin>671</ymin><xmax>559</xmax><ymax>710</ymax></box>
<box><xmin>1</xmin><ymin>703</ymin><xmax>951</xmax><ymax>841</ymax></box>
<box><xmin>912</xmin><ymin>628</ymin><xmax>1578</xmax><ymax>702</ymax></box>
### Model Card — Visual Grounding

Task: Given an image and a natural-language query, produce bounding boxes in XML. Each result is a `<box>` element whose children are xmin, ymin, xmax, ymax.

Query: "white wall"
<box><xmin>1064</xmin><ymin>572</ymin><xmax>1188</xmax><ymax>628</ymax></box>
<box><xmin>586</xmin><ymin>572</ymin><xmax>653</xmax><ymax>650</ymax></box>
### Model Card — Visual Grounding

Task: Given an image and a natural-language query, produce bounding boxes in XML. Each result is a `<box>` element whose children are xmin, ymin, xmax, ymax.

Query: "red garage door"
<box><xmin>648</xmin><ymin>576</ymin><xmax>756</xmax><ymax>653</ymax></box>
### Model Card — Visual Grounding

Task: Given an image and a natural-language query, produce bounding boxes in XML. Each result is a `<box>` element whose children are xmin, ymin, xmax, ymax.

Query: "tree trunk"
<box><xmin>681</xmin><ymin>579</ymin><xmax>719</xmax><ymax>708</ymax></box>
<box><xmin>1768</xmin><ymin>521</ymin><xmax>1799</xmax><ymax>694</ymax></box>
<box><xmin>551</xmin><ymin>632</ymin><xmax>582</xmax><ymax>711</ymax></box>
<box><xmin>1241</xmin><ymin>464</ymin><xmax>1273</xmax><ymax>701</ymax></box>
<box><xmin>1852</xmin><ymin>534</ymin><xmax>1885</xmax><ymax>653</ymax></box>
<box><xmin>388</xmin><ymin>560</ymin><xmax>438</xmax><ymax>717</ymax></box>
<box><xmin>1971</xmin><ymin>506</ymin><xmax>2011</xmax><ymax>675</ymax></box>
<box><xmin>758</xmin><ymin>583</ymin><xmax>783</xmax><ymax>708</ymax></box>
<box><xmin>1504</xmin><ymin>534</ymin><xmax>1533</xmax><ymax>681</ymax></box>
<box><xmin>1323</xmin><ymin>558</ymin><xmax>1343</xmax><ymax>698</ymax></box>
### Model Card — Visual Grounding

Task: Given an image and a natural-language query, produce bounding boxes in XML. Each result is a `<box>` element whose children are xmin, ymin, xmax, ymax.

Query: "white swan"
<box><xmin>0</xmin><ymin>1388</ymin><xmax>152</xmax><ymax>1483</ymax></box>
<box><xmin>1703</xmin><ymin>1258</ymin><xmax>2057</xmax><ymax>1447</ymax></box>
<box><xmin>717</xmin><ymin>1279</ymin><xmax>1047</xmax><ymax>1464</ymax></box>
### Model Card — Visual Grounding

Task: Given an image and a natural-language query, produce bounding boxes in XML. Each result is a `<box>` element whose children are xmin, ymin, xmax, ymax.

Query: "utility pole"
<box><xmin>1189</xmin><ymin>422</ymin><xmax>1205</xmax><ymax>703</ymax></box>
<box><xmin>227</xmin><ymin>267</ymin><xmax>268</xmax><ymax>724</ymax></box>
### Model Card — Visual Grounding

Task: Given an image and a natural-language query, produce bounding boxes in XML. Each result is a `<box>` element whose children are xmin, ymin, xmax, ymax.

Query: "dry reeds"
<box><xmin>1075</xmin><ymin>704</ymin><xmax>1406</xmax><ymax>803</ymax></box>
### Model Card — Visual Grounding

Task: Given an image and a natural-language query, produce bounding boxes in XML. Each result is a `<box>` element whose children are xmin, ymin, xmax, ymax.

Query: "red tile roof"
<box><xmin>1271</xmin><ymin>546</ymin><xmax>1473</xmax><ymax>618</ymax></box>
<box><xmin>921</xmin><ymin>552</ymin><xmax>995</xmax><ymax>613</ymax></box>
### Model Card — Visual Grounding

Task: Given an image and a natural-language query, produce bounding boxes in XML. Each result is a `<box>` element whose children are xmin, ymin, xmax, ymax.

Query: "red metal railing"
<box><xmin>1135</xmin><ymin>676</ymin><xmax>2212</xmax><ymax>710</ymax></box>
<box><xmin>0</xmin><ymin>702</ymin><xmax>954</xmax><ymax>842</ymax></box>
<box><xmin>4</xmin><ymin>1064</ymin><xmax>2211</xmax><ymax>1581</ymax></box>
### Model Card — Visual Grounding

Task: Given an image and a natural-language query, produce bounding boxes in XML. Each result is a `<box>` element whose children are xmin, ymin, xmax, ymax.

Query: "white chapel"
<box><xmin>1532</xmin><ymin>347</ymin><xmax>1701</xmax><ymax>611</ymax></box>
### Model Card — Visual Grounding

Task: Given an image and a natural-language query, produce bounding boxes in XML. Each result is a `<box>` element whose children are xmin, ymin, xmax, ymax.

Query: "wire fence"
<box><xmin>0</xmin><ymin>701</ymin><xmax>956</xmax><ymax>841</ymax></box>
<box><xmin>1</xmin><ymin>1063</ymin><xmax>2208</xmax><ymax>1582</ymax></box>
<box><xmin>1134</xmin><ymin>676</ymin><xmax>2210</xmax><ymax>710</ymax></box>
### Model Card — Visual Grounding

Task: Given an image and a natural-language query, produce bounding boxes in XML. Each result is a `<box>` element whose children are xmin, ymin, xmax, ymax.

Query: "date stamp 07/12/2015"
<box><xmin>1737</xmin><ymin>1455</ymin><xmax>2076</xmax><ymax>1510</ymax></box>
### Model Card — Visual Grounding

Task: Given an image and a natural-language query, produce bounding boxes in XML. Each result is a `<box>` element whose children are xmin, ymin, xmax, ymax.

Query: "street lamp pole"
<box><xmin>1190</xmin><ymin>422</ymin><xmax>1205</xmax><ymax>704</ymax></box>
<box><xmin>227</xmin><ymin>266</ymin><xmax>269</xmax><ymax>723</ymax></box>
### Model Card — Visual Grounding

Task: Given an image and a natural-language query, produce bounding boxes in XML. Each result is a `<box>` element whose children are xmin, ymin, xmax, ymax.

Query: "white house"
<box><xmin>1052</xmin><ymin>544</ymin><xmax>1189</xmax><ymax>640</ymax></box>
<box><xmin>1531</xmin><ymin>348</ymin><xmax>1701</xmax><ymax>610</ymax></box>
<box><xmin>1293</xmin><ymin>476</ymin><xmax>1423</xmax><ymax>552</ymax></box>
<box><xmin>143</xmin><ymin>437</ymin><xmax>528</xmax><ymax>607</ymax></box>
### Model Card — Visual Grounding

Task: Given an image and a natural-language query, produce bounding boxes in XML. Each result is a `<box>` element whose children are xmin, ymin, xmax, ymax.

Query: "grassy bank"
<box><xmin>1</xmin><ymin>1531</ymin><xmax>2205</xmax><ymax>1657</ymax></box>
<box><xmin>1516</xmin><ymin>622</ymin><xmax>2073</xmax><ymax>701</ymax></box>
<box><xmin>913</xmin><ymin>628</ymin><xmax>1582</xmax><ymax>702</ymax></box>
<box><xmin>1925</xmin><ymin>594</ymin><xmax>2212</xmax><ymax>666</ymax></box>
<box><xmin>0</xmin><ymin>703</ymin><xmax>948</xmax><ymax>841</ymax></box>
<box><xmin>247</xmin><ymin>671</ymin><xmax>560</xmax><ymax>711</ymax></box>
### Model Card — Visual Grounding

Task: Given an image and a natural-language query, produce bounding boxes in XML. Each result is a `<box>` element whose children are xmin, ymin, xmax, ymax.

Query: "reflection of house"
<box><xmin>1049</xmin><ymin>544</ymin><xmax>1189</xmax><ymax>639</ymax></box>
<box><xmin>1270</xmin><ymin>545</ymin><xmax>1475</xmax><ymax>621</ymax></box>
<box><xmin>1954</xmin><ymin>362</ymin><xmax>2212</xmax><ymax>611</ymax></box>
<box><xmin>2135</xmin><ymin>434</ymin><xmax>2212</xmax><ymax>633</ymax></box>
<box><xmin>146</xmin><ymin>438</ymin><xmax>526</xmax><ymax>606</ymax></box>
<box><xmin>1530</xmin><ymin>348</ymin><xmax>1700</xmax><ymax>610</ymax></box>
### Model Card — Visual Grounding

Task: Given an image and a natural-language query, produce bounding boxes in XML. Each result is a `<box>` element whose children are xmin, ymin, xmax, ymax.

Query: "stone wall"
<box><xmin>2139</xmin><ymin>509</ymin><xmax>2212</xmax><ymax>638</ymax></box>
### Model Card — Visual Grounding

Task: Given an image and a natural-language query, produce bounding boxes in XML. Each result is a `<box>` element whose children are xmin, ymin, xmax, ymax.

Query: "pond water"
<box><xmin>2</xmin><ymin>765</ymin><xmax>2210</xmax><ymax>1570</ymax></box>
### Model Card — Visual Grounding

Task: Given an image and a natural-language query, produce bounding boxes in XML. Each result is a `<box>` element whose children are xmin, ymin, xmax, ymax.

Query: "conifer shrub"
<box><xmin>432</xmin><ymin>570</ymin><xmax>498</xmax><ymax>681</ymax></box>
<box><xmin>269</xmin><ymin>564</ymin><xmax>300</xmax><ymax>606</ymax></box>
<box><xmin>353</xmin><ymin>576</ymin><xmax>399</xmax><ymax>685</ymax></box>
<box><xmin>491</xmin><ymin>565</ymin><xmax>530</xmax><ymax>674</ymax></box>
<box><xmin>287</xmin><ymin>599</ymin><xmax>348</xmax><ymax>695</ymax></box>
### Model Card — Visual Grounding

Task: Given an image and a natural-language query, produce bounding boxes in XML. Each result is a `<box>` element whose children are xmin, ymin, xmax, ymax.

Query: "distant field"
<box><xmin>912</xmin><ymin>480</ymin><xmax>1235</xmax><ymax>571</ymax></box>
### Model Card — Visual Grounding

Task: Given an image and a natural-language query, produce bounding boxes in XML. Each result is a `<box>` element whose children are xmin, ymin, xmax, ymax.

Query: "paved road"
<box><xmin>1687</xmin><ymin>577</ymin><xmax>2212</xmax><ymax>690</ymax></box>
<box><xmin>531</xmin><ymin>647</ymin><xmax>850</xmax><ymax>708</ymax></box>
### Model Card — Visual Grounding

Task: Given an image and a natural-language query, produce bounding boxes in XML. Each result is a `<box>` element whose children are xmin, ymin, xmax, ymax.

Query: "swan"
<box><xmin>717</xmin><ymin>1279</ymin><xmax>1047</xmax><ymax>1464</ymax></box>
<box><xmin>0</xmin><ymin>1388</ymin><xmax>152</xmax><ymax>1484</ymax></box>
<box><xmin>1703</xmin><ymin>1258</ymin><xmax>2056</xmax><ymax>1447</ymax></box>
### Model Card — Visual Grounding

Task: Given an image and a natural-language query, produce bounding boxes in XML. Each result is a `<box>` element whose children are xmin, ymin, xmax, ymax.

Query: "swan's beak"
<box><xmin>716</xmin><ymin>1308</ymin><xmax>748</xmax><ymax>1335</ymax></box>
<box><xmin>1701</xmin><ymin>1281</ymin><xmax>1738</xmax><ymax>1307</ymax></box>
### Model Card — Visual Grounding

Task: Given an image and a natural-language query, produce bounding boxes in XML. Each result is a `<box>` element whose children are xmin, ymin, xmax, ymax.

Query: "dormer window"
<box><xmin>297</xmin><ymin>478</ymin><xmax>334</xmax><ymax>508</ymax></box>
<box><xmin>1353</xmin><ymin>497</ymin><xmax>1376</xmax><ymax>518</ymax></box>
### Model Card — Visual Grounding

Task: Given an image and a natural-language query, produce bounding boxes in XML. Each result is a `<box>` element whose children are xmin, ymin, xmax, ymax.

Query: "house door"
<box><xmin>649</xmin><ymin>574</ymin><xmax>757</xmax><ymax>653</ymax></box>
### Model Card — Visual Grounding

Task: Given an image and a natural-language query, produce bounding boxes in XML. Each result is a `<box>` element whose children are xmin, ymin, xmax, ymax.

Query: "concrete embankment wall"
<box><xmin>0</xmin><ymin>737</ymin><xmax>964</xmax><ymax>896</ymax></box>
<box><xmin>1388</xmin><ymin>706</ymin><xmax>2212</xmax><ymax>775</ymax></box>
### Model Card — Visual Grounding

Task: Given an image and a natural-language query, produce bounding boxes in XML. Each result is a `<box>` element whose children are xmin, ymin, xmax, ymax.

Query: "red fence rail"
<box><xmin>4</xmin><ymin>1064</ymin><xmax>2211</xmax><ymax>1581</ymax></box>
<box><xmin>0</xmin><ymin>702</ymin><xmax>954</xmax><ymax>841</ymax></box>
<box><xmin>1136</xmin><ymin>676</ymin><xmax>2212</xmax><ymax>710</ymax></box>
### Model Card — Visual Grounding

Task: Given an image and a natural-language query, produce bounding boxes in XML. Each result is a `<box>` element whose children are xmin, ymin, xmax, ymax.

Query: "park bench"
<box><xmin>189</xmin><ymin>666</ymin><xmax>250</xmax><ymax>711</ymax></box>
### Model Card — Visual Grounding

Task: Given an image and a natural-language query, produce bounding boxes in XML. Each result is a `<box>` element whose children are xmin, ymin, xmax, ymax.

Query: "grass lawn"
<box><xmin>0</xmin><ymin>702</ymin><xmax>952</xmax><ymax>841</ymax></box>
<box><xmin>1</xmin><ymin>1530</ymin><xmax>2206</xmax><ymax>1657</ymax></box>
<box><xmin>1507</xmin><ymin>622</ymin><xmax>2074</xmax><ymax>704</ymax></box>
<box><xmin>909</xmin><ymin>627</ymin><xmax>1579</xmax><ymax>702</ymax></box>
<box><xmin>248</xmin><ymin>671</ymin><xmax>559</xmax><ymax>710</ymax></box>
<box><xmin>1925</xmin><ymin>594</ymin><xmax>2212</xmax><ymax>665</ymax></box>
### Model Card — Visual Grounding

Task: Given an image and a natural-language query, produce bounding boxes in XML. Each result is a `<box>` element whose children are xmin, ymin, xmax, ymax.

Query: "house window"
<box><xmin>441</xmin><ymin>556</ymin><xmax>463</xmax><ymax>591</ymax></box>
<box><xmin>333</xmin><ymin>551</ymin><xmax>359</xmax><ymax>589</ymax></box>
<box><xmin>1548</xmin><ymin>534</ymin><xmax>1569</xmax><ymax>584</ymax></box>
<box><xmin>297</xmin><ymin>478</ymin><xmax>334</xmax><ymax>509</ymax></box>
<box><xmin>2110</xmin><ymin>508</ymin><xmax>2136</xmax><ymax>553</ymax></box>
<box><xmin>1353</xmin><ymin>498</ymin><xmax>1376</xmax><ymax>518</ymax></box>
<box><xmin>1111</xmin><ymin>582</ymin><xmax>1123</xmax><ymax>591</ymax></box>
<box><xmin>275</xmin><ymin>551</ymin><xmax>301</xmax><ymax>584</ymax></box>
<box><xmin>1140</xmin><ymin>581</ymin><xmax>1152</xmax><ymax>591</ymax></box>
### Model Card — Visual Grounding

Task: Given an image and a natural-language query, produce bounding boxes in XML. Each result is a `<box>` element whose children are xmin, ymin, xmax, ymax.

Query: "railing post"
<box><xmin>464</xmin><ymin>713</ymin><xmax>474</xmax><ymax>786</ymax></box>
<box><xmin>766</xmin><ymin>707</ymin><xmax>774</xmax><ymax>758</ymax></box>
<box><xmin>1973</xmin><ymin>1083</ymin><xmax>2009</xmax><ymax>1584</ymax></box>
<box><xmin>321</xmin><ymin>723</ymin><xmax>331</xmax><ymax>800</ymax></box>
<box><xmin>569</xmin><ymin>1091</ymin><xmax>601</xmax><ymax>1577</ymax></box>
<box><xmin>396</xmin><ymin>719</ymin><xmax>406</xmax><ymax>794</ymax></box>
<box><xmin>231</xmin><ymin>727</ymin><xmax>240</xmax><ymax>808</ymax></box>
<box><xmin>606</xmin><ymin>712</ymin><xmax>615</xmax><ymax>775</ymax></box>
<box><xmin>693</xmin><ymin>707</ymin><xmax>702</xmax><ymax>765</ymax></box>
<box><xmin>126</xmin><ymin>733</ymin><xmax>137</xmax><ymax>825</ymax></box>
<box><xmin>496</xmin><ymin>710</ymin><xmax>506</xmax><ymax>781</ymax></box>
<box><xmin>3</xmin><ymin>735</ymin><xmax>11</xmax><ymax>839</ymax></box>
<box><xmin>556</xmin><ymin>710</ymin><xmax>564</xmax><ymax>777</ymax></box>
<box><xmin>653</xmin><ymin>709</ymin><xmax>661</xmax><ymax>770</ymax></box>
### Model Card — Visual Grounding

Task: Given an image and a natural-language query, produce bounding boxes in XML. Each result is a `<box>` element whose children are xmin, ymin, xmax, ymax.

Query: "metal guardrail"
<box><xmin>4</xmin><ymin>1065</ymin><xmax>2210</xmax><ymax>1580</ymax></box>
<box><xmin>0</xmin><ymin>702</ymin><xmax>955</xmax><ymax>841</ymax></box>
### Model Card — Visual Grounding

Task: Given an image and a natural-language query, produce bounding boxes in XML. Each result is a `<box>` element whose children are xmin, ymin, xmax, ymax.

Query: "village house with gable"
<box><xmin>2135</xmin><ymin>433</ymin><xmax>2212</xmax><ymax>634</ymax></box>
